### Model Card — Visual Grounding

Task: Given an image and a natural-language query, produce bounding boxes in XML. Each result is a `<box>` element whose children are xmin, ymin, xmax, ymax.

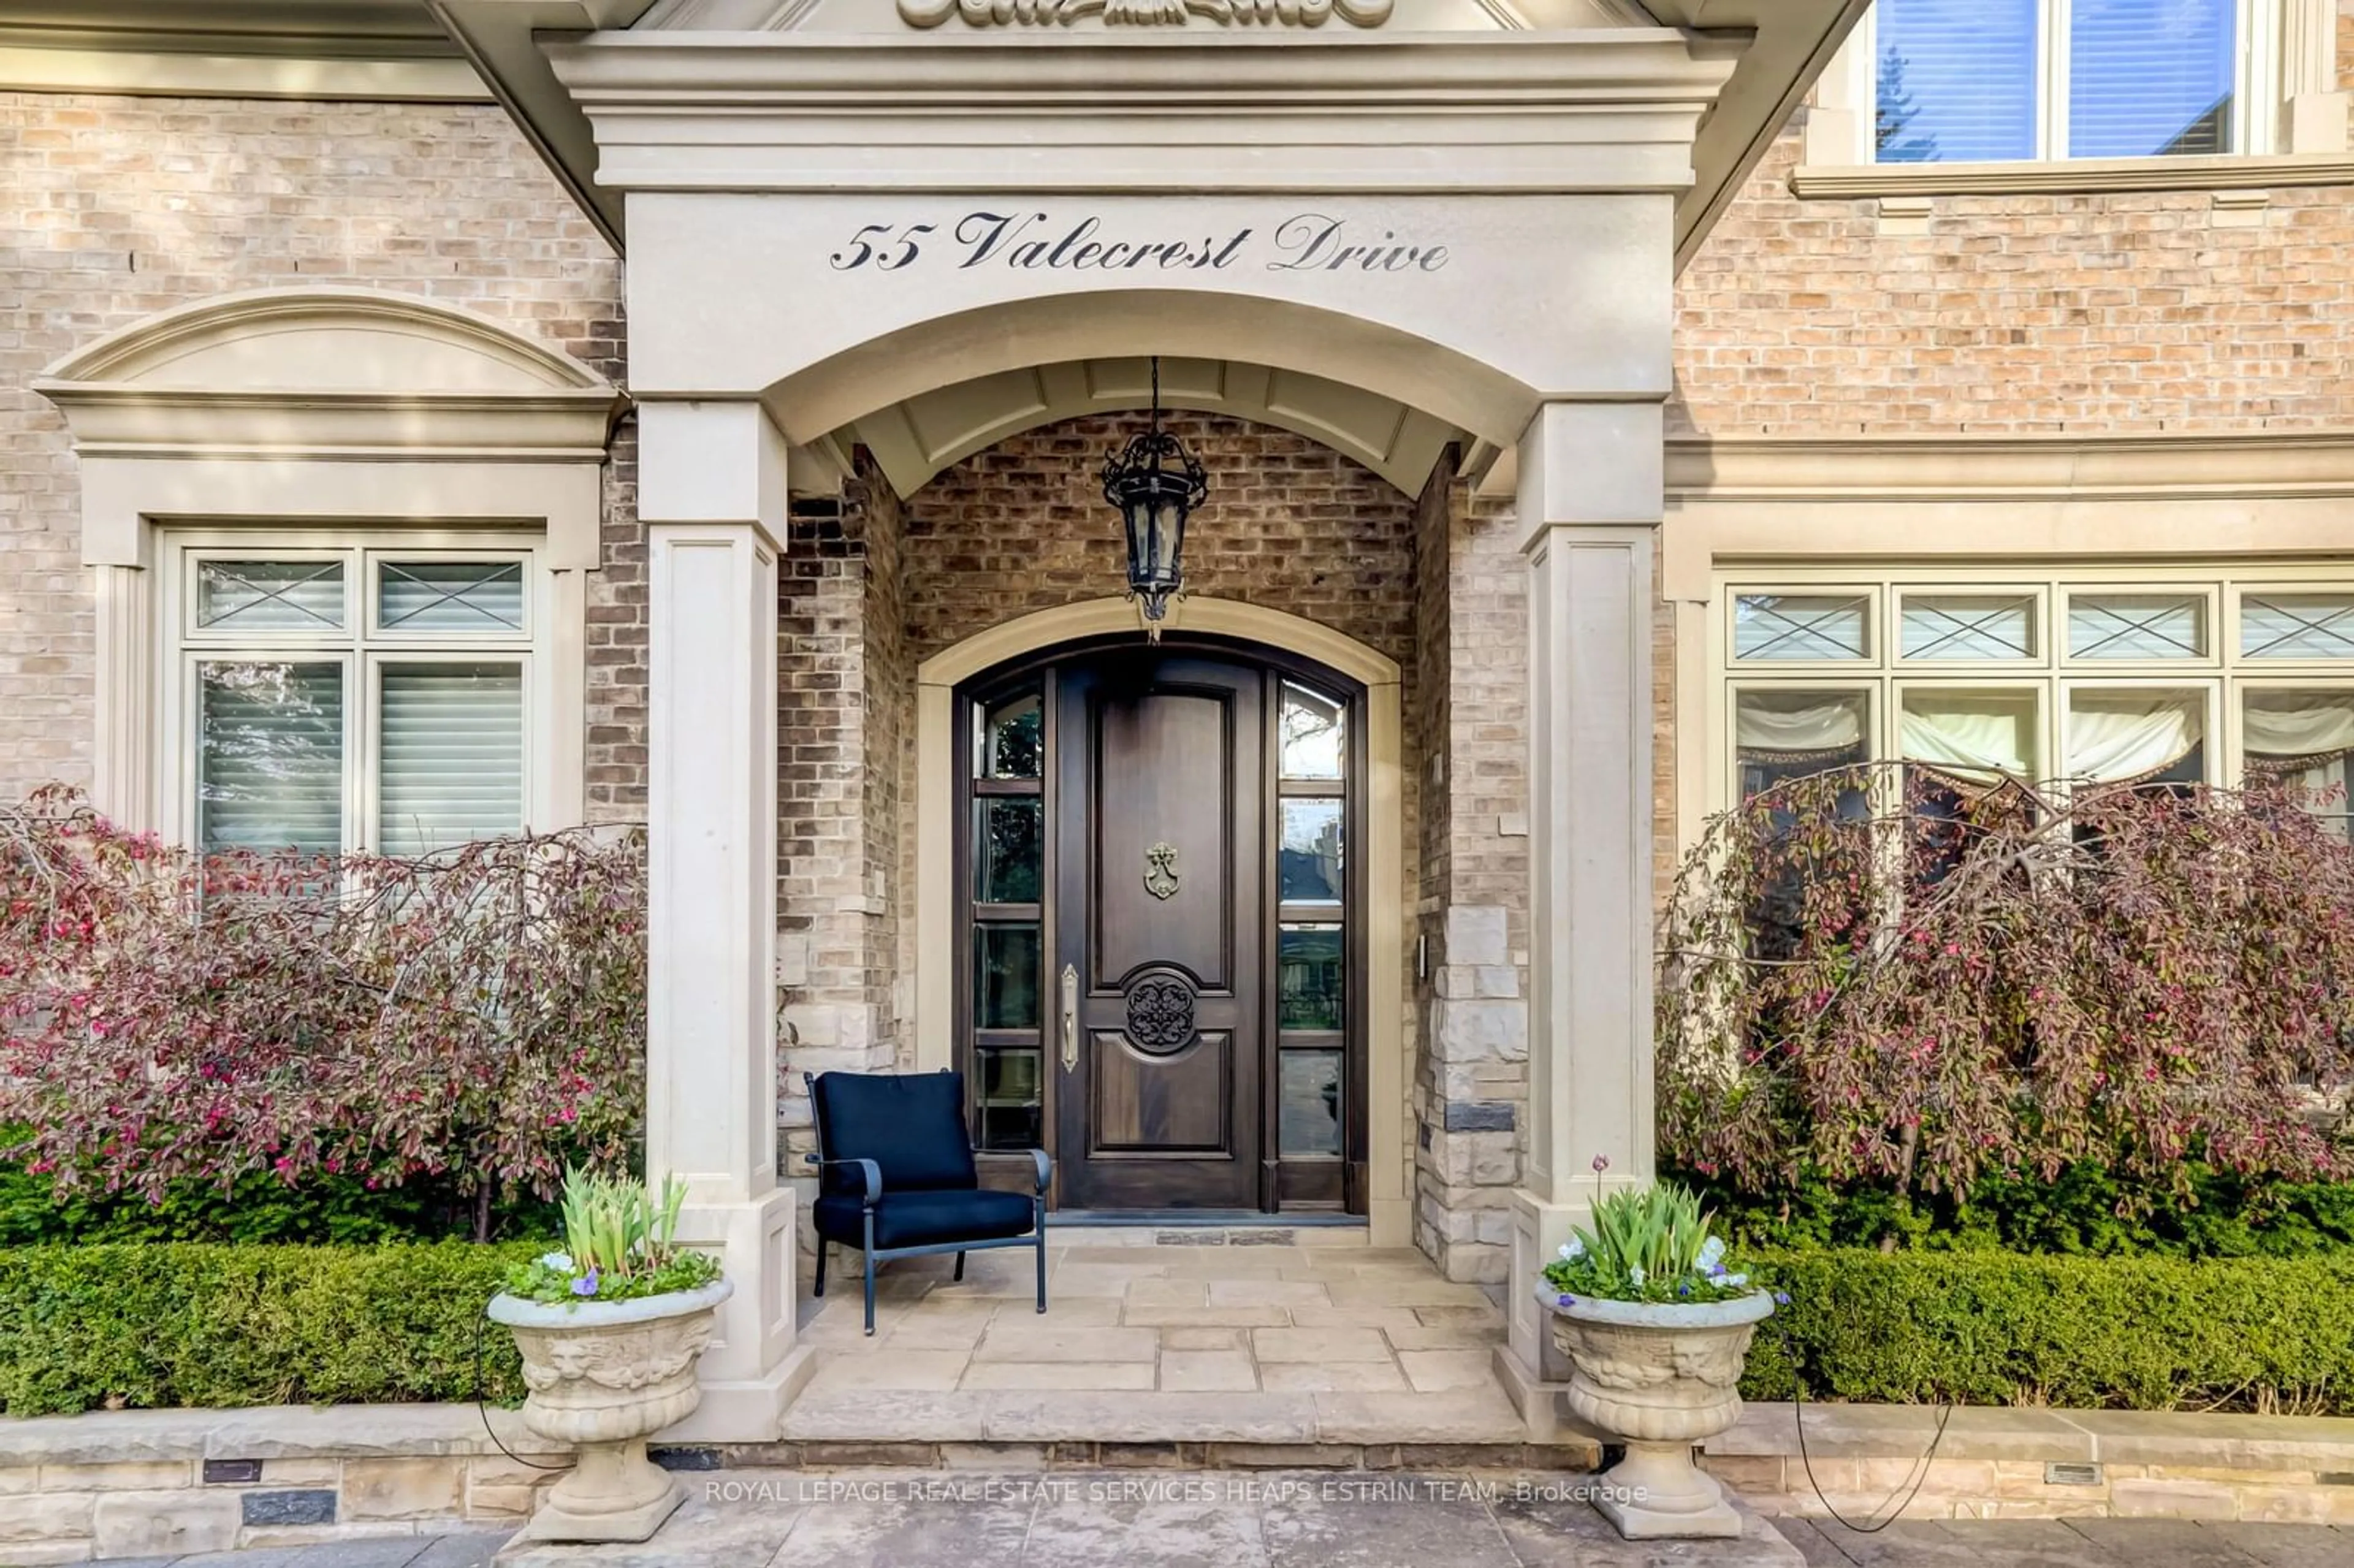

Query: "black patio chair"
<box><xmin>802</xmin><ymin>1068</ymin><xmax>1051</xmax><ymax>1334</ymax></box>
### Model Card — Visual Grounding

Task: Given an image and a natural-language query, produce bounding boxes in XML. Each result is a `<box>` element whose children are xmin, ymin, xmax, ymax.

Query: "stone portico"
<box><xmin>434</xmin><ymin>0</ymin><xmax>1863</xmax><ymax>1442</ymax></box>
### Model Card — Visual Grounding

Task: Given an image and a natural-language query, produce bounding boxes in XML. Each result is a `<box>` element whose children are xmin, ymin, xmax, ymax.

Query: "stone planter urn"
<box><xmin>1542</xmin><ymin>1287</ymin><xmax>1775</xmax><ymax>1540</ymax></box>
<box><xmin>487</xmin><ymin>1278</ymin><xmax>733</xmax><ymax>1543</ymax></box>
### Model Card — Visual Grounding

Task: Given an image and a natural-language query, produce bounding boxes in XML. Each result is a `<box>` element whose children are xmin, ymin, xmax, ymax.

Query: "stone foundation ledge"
<box><xmin>1701</xmin><ymin>1402</ymin><xmax>2354</xmax><ymax>1526</ymax></box>
<box><xmin>0</xmin><ymin>1404</ymin><xmax>573</xmax><ymax>1564</ymax></box>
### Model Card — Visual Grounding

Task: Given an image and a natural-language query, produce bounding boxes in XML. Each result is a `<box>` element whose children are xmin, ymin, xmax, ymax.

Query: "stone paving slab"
<box><xmin>491</xmin><ymin>1470</ymin><xmax>1804</xmax><ymax>1568</ymax></box>
<box><xmin>1770</xmin><ymin>1516</ymin><xmax>2354</xmax><ymax>1568</ymax></box>
<box><xmin>787</xmin><ymin>1243</ymin><xmax>1517</xmax><ymax>1445</ymax></box>
<box><xmin>92</xmin><ymin>1533</ymin><xmax>510</xmax><ymax>1568</ymax></box>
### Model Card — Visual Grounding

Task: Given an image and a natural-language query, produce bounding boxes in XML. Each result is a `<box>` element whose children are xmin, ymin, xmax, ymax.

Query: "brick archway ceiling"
<box><xmin>836</xmin><ymin>356</ymin><xmax>1461</xmax><ymax>498</ymax></box>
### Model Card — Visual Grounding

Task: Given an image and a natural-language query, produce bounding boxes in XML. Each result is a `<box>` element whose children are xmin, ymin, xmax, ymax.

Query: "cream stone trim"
<box><xmin>1790</xmin><ymin>153</ymin><xmax>2354</xmax><ymax>200</ymax></box>
<box><xmin>0</xmin><ymin>46</ymin><xmax>488</xmax><ymax>101</ymax></box>
<box><xmin>845</xmin><ymin>357</ymin><xmax>1459</xmax><ymax>498</ymax></box>
<box><xmin>1659</xmin><ymin>428</ymin><xmax>2354</xmax><ymax>856</ymax></box>
<box><xmin>36</xmin><ymin>287</ymin><xmax>625</xmax><ymax>837</ymax></box>
<box><xmin>896</xmin><ymin>0</ymin><xmax>1393</xmax><ymax>25</ymax></box>
<box><xmin>545</xmin><ymin>32</ymin><xmax>1737</xmax><ymax>197</ymax></box>
<box><xmin>451</xmin><ymin>0</ymin><xmax>1854</xmax><ymax>267</ymax></box>
<box><xmin>913</xmin><ymin>596</ymin><xmax>1407</xmax><ymax>1244</ymax></box>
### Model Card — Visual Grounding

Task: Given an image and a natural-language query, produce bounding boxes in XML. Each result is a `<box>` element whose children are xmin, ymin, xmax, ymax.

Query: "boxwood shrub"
<box><xmin>0</xmin><ymin>1241</ymin><xmax>543</xmax><ymax>1416</ymax></box>
<box><xmin>4</xmin><ymin>1243</ymin><xmax>2351</xmax><ymax>1417</ymax></box>
<box><xmin>1743</xmin><ymin>1250</ymin><xmax>2354</xmax><ymax>1414</ymax></box>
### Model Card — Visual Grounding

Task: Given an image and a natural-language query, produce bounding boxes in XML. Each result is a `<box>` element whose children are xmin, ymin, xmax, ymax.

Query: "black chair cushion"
<box><xmin>809</xmin><ymin>1071</ymin><xmax>979</xmax><ymax>1195</ymax></box>
<box><xmin>812</xmin><ymin>1188</ymin><xmax>1037</xmax><ymax>1251</ymax></box>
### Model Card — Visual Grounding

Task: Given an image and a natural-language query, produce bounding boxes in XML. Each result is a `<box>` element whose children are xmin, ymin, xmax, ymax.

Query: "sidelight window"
<box><xmin>1274</xmin><ymin>680</ymin><xmax>1348</xmax><ymax>1164</ymax></box>
<box><xmin>970</xmin><ymin>685</ymin><xmax>1047</xmax><ymax>1151</ymax></box>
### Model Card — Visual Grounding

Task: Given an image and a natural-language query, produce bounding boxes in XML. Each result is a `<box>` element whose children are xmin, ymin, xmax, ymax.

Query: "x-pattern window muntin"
<box><xmin>169</xmin><ymin>540</ymin><xmax>538</xmax><ymax>859</ymax></box>
<box><xmin>1720</xmin><ymin>571</ymin><xmax>2354</xmax><ymax>817</ymax></box>
<box><xmin>1902</xmin><ymin>596</ymin><xmax>2036</xmax><ymax>660</ymax></box>
<box><xmin>378</xmin><ymin>560</ymin><xmax>526</xmax><ymax>633</ymax></box>
<box><xmin>1735</xmin><ymin>595</ymin><xmax>1872</xmax><ymax>661</ymax></box>
<box><xmin>2242</xmin><ymin>596</ymin><xmax>2354</xmax><ymax>660</ymax></box>
<box><xmin>2068</xmin><ymin>596</ymin><xmax>2205</xmax><ymax>660</ymax></box>
<box><xmin>197</xmin><ymin>560</ymin><xmax>345</xmax><ymax>631</ymax></box>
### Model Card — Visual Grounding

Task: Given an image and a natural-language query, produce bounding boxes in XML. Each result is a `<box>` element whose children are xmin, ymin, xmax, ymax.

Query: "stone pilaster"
<box><xmin>638</xmin><ymin>398</ymin><xmax>808</xmax><ymax>1439</ymax></box>
<box><xmin>1501</xmin><ymin>400</ymin><xmax>1662</xmax><ymax>1408</ymax></box>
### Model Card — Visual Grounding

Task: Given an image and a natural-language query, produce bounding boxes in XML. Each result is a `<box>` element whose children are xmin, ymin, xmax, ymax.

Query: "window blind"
<box><xmin>197</xmin><ymin>560</ymin><xmax>345</xmax><ymax>632</ymax></box>
<box><xmin>1875</xmin><ymin>0</ymin><xmax>2040</xmax><ymax>162</ymax></box>
<box><xmin>378</xmin><ymin>662</ymin><xmax>524</xmax><ymax>856</ymax></box>
<box><xmin>198</xmin><ymin>661</ymin><xmax>345</xmax><ymax>854</ymax></box>
<box><xmin>2068</xmin><ymin>0</ymin><xmax>2235</xmax><ymax>158</ymax></box>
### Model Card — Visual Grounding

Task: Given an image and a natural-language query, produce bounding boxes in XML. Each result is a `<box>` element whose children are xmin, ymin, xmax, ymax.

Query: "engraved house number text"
<box><xmin>829</xmin><ymin>211</ymin><xmax>1451</xmax><ymax>276</ymax></box>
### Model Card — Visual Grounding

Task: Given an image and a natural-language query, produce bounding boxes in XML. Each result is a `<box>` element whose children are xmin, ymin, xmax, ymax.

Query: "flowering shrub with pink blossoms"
<box><xmin>0</xmin><ymin>787</ymin><xmax>646</xmax><ymax>1239</ymax></box>
<box><xmin>1658</xmin><ymin>766</ymin><xmax>2354</xmax><ymax>1203</ymax></box>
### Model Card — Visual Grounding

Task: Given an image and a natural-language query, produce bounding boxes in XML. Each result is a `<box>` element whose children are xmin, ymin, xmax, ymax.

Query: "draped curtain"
<box><xmin>2243</xmin><ymin>691</ymin><xmax>2354</xmax><ymax>810</ymax></box>
<box><xmin>2065</xmin><ymin>693</ymin><xmax>2203</xmax><ymax>785</ymax></box>
<box><xmin>1735</xmin><ymin>696</ymin><xmax>1863</xmax><ymax>763</ymax></box>
<box><xmin>1899</xmin><ymin>693</ymin><xmax>2035</xmax><ymax>788</ymax></box>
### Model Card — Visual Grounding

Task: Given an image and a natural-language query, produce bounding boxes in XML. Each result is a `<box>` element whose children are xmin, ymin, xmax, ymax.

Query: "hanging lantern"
<box><xmin>1101</xmin><ymin>356</ymin><xmax>1207</xmax><ymax>637</ymax></box>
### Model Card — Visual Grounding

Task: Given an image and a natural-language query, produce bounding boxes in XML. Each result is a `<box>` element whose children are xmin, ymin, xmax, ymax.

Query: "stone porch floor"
<box><xmin>775</xmin><ymin>1237</ymin><xmax>1543</xmax><ymax>1450</ymax></box>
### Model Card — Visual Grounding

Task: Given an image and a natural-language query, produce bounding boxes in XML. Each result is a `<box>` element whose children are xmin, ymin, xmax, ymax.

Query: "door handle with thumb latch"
<box><xmin>1060</xmin><ymin>964</ymin><xmax>1079</xmax><ymax>1072</ymax></box>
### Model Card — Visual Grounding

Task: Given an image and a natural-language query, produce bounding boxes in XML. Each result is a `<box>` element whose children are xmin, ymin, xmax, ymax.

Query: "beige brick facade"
<box><xmin>0</xmin><ymin>91</ymin><xmax>637</xmax><ymax>813</ymax></box>
<box><xmin>10</xmin><ymin>13</ymin><xmax>2354</xmax><ymax>1271</ymax></box>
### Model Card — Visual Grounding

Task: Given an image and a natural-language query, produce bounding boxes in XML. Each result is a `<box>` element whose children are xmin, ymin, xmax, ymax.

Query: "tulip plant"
<box><xmin>1541</xmin><ymin>1177</ymin><xmax>1764</xmax><ymax>1307</ymax></box>
<box><xmin>503</xmin><ymin>1168</ymin><xmax>719</xmax><ymax>1306</ymax></box>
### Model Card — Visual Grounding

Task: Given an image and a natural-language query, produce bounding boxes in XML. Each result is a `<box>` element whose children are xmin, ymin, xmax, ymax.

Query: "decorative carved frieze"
<box><xmin>898</xmin><ymin>0</ymin><xmax>1392</xmax><ymax>29</ymax></box>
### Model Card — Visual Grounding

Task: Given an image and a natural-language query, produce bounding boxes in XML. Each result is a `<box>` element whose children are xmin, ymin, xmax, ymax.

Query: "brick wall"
<box><xmin>1672</xmin><ymin>122</ymin><xmax>2354</xmax><ymax>438</ymax></box>
<box><xmin>0</xmin><ymin>91</ymin><xmax>633</xmax><ymax>809</ymax></box>
<box><xmin>1409</xmin><ymin>468</ymin><xmax>1530</xmax><ymax>1282</ymax></box>
<box><xmin>901</xmin><ymin>413</ymin><xmax>1419</xmax><ymax>669</ymax></box>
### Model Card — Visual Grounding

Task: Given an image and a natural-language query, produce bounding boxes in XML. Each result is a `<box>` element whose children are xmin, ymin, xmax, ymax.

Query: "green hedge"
<box><xmin>6</xmin><ymin>1243</ymin><xmax>2351</xmax><ymax>1418</ymax></box>
<box><xmin>0</xmin><ymin>1242</ymin><xmax>542</xmax><ymax>1416</ymax></box>
<box><xmin>1743</xmin><ymin>1250</ymin><xmax>2354</xmax><ymax>1414</ymax></box>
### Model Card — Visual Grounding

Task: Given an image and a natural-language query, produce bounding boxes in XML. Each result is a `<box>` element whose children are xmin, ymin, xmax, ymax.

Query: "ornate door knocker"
<box><xmin>1143</xmin><ymin>841</ymin><xmax>1180</xmax><ymax>900</ymax></box>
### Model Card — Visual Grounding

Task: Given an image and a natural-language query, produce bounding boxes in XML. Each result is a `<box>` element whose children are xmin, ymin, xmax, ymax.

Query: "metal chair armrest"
<box><xmin>1028</xmin><ymin>1148</ymin><xmax>1053</xmax><ymax>1197</ymax></box>
<box><xmin>807</xmin><ymin>1155</ymin><xmax>883</xmax><ymax>1205</ymax></box>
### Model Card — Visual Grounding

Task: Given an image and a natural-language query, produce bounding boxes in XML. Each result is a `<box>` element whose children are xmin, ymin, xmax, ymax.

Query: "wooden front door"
<box><xmin>957</xmin><ymin>637</ymin><xmax>1362</xmax><ymax>1215</ymax></box>
<box><xmin>1053</xmin><ymin>651</ymin><xmax>1265</xmax><ymax>1209</ymax></box>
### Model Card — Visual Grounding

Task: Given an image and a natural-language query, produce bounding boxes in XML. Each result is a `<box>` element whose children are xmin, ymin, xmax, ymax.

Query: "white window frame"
<box><xmin>159</xmin><ymin>529</ymin><xmax>552</xmax><ymax>856</ymax></box>
<box><xmin>1712</xmin><ymin>563</ymin><xmax>2354</xmax><ymax>814</ymax></box>
<box><xmin>1856</xmin><ymin>0</ymin><xmax>2276</xmax><ymax>163</ymax></box>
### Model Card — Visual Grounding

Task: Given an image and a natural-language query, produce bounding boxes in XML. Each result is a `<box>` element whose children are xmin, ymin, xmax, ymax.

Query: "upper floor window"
<box><xmin>1875</xmin><ymin>0</ymin><xmax>2253</xmax><ymax>162</ymax></box>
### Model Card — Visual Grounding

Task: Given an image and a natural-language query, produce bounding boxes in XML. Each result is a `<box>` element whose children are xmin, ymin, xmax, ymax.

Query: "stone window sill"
<box><xmin>1789</xmin><ymin>151</ymin><xmax>2354</xmax><ymax>200</ymax></box>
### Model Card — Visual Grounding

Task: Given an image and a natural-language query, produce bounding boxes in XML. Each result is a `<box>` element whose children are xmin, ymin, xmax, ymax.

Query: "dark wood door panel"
<box><xmin>1089</xmin><ymin>688</ymin><xmax>1233</xmax><ymax>993</ymax></box>
<box><xmin>1057</xmin><ymin>650</ymin><xmax>1263</xmax><ymax>1211</ymax></box>
<box><xmin>1088</xmin><ymin>1030</ymin><xmax>1230</xmax><ymax>1154</ymax></box>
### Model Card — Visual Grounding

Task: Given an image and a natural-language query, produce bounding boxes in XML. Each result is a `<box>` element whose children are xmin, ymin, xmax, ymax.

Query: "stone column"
<box><xmin>638</xmin><ymin>400</ymin><xmax>807</xmax><ymax>1439</ymax></box>
<box><xmin>1499</xmin><ymin>401</ymin><xmax>1661</xmax><ymax>1418</ymax></box>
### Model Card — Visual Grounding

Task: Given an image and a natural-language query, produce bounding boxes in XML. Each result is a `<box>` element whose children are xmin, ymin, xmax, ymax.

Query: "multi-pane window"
<box><xmin>1275</xmin><ymin>680</ymin><xmax>1347</xmax><ymax>1163</ymax></box>
<box><xmin>1722</xmin><ymin>573</ymin><xmax>2354</xmax><ymax>835</ymax></box>
<box><xmin>970</xmin><ymin>688</ymin><xmax>1046</xmax><ymax>1153</ymax></box>
<box><xmin>1872</xmin><ymin>0</ymin><xmax>2257</xmax><ymax>163</ymax></box>
<box><xmin>170</xmin><ymin>539</ymin><xmax>535</xmax><ymax>858</ymax></box>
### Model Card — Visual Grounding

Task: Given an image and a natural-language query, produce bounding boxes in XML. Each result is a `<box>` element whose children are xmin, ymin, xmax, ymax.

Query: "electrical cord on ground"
<box><xmin>474</xmin><ymin>1306</ymin><xmax>571</xmax><ymax>1472</ymax></box>
<box><xmin>1775</xmin><ymin>1314</ymin><xmax>1953</xmax><ymax>1533</ymax></box>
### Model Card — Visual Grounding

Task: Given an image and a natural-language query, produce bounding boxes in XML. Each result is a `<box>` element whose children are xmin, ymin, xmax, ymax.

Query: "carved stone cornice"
<box><xmin>543</xmin><ymin>32</ymin><xmax>1742</xmax><ymax>195</ymax></box>
<box><xmin>897</xmin><ymin>0</ymin><xmax>1390</xmax><ymax>26</ymax></box>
